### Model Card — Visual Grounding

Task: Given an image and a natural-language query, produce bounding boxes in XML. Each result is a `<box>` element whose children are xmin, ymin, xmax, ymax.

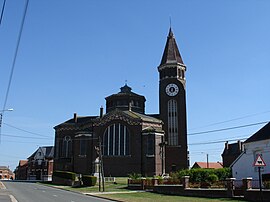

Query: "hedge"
<box><xmin>177</xmin><ymin>168</ymin><xmax>231</xmax><ymax>183</ymax></box>
<box><xmin>82</xmin><ymin>175</ymin><xmax>97</xmax><ymax>186</ymax></box>
<box><xmin>53</xmin><ymin>170</ymin><xmax>76</xmax><ymax>181</ymax></box>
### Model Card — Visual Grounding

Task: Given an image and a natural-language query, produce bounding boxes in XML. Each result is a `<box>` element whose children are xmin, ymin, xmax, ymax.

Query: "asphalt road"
<box><xmin>1</xmin><ymin>181</ymin><xmax>114</xmax><ymax>202</ymax></box>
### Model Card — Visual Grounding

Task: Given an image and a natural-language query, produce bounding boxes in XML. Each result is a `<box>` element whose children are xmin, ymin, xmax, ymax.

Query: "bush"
<box><xmin>128</xmin><ymin>173</ymin><xmax>142</xmax><ymax>180</ymax></box>
<box><xmin>176</xmin><ymin>168</ymin><xmax>231</xmax><ymax>183</ymax></box>
<box><xmin>207</xmin><ymin>174</ymin><xmax>219</xmax><ymax>183</ymax></box>
<box><xmin>82</xmin><ymin>175</ymin><xmax>97</xmax><ymax>186</ymax></box>
<box><xmin>53</xmin><ymin>170</ymin><xmax>76</xmax><ymax>180</ymax></box>
<box><xmin>215</xmin><ymin>167</ymin><xmax>232</xmax><ymax>180</ymax></box>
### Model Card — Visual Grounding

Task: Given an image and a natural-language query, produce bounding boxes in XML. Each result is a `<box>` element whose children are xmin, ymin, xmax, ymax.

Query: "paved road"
<box><xmin>1</xmin><ymin>181</ymin><xmax>114</xmax><ymax>202</ymax></box>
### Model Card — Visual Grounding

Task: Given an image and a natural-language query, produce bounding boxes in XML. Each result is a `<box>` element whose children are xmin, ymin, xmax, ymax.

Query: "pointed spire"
<box><xmin>160</xmin><ymin>28</ymin><xmax>184</xmax><ymax>66</ymax></box>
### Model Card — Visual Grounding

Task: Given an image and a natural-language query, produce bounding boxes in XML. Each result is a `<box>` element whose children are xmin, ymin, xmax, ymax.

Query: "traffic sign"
<box><xmin>253</xmin><ymin>154</ymin><xmax>266</xmax><ymax>167</ymax></box>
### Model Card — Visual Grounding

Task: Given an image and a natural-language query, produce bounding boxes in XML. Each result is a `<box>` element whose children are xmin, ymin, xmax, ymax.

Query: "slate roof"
<box><xmin>160</xmin><ymin>28</ymin><xmax>184</xmax><ymax>66</ymax></box>
<box><xmin>222</xmin><ymin>141</ymin><xmax>242</xmax><ymax>156</ymax></box>
<box><xmin>105</xmin><ymin>84</ymin><xmax>145</xmax><ymax>100</ymax></box>
<box><xmin>245</xmin><ymin>122</ymin><xmax>270</xmax><ymax>143</ymax></box>
<box><xmin>192</xmin><ymin>162</ymin><xmax>223</xmax><ymax>169</ymax></box>
<box><xmin>55</xmin><ymin>116</ymin><xmax>97</xmax><ymax>128</ymax></box>
<box><xmin>28</xmin><ymin>146</ymin><xmax>54</xmax><ymax>159</ymax></box>
<box><xmin>123</xmin><ymin>110</ymin><xmax>162</xmax><ymax>124</ymax></box>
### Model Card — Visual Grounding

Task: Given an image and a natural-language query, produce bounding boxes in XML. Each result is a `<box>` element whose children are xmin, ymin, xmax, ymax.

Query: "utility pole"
<box><xmin>207</xmin><ymin>153</ymin><xmax>209</xmax><ymax>169</ymax></box>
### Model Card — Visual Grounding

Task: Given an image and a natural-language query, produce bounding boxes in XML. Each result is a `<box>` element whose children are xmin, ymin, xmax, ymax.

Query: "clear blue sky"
<box><xmin>1</xmin><ymin>0</ymin><xmax>270</xmax><ymax>171</ymax></box>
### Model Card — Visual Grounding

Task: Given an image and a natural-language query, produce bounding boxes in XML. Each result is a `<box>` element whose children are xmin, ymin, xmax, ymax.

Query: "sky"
<box><xmin>0</xmin><ymin>0</ymin><xmax>270</xmax><ymax>172</ymax></box>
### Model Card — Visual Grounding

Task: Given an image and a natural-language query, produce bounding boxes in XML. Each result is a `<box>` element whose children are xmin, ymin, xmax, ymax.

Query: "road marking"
<box><xmin>9</xmin><ymin>195</ymin><xmax>18</xmax><ymax>202</ymax></box>
<box><xmin>53</xmin><ymin>194</ymin><xmax>58</xmax><ymax>197</ymax></box>
<box><xmin>0</xmin><ymin>181</ymin><xmax>6</xmax><ymax>189</ymax></box>
<box><xmin>42</xmin><ymin>190</ymin><xmax>46</xmax><ymax>192</ymax></box>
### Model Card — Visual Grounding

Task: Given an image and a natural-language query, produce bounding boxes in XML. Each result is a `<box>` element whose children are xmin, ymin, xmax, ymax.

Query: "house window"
<box><xmin>62</xmin><ymin>136</ymin><xmax>72</xmax><ymax>158</ymax></box>
<box><xmin>79</xmin><ymin>139</ymin><xmax>87</xmax><ymax>156</ymax></box>
<box><xmin>103</xmin><ymin>123</ymin><xmax>130</xmax><ymax>156</ymax></box>
<box><xmin>168</xmin><ymin>99</ymin><xmax>178</xmax><ymax>146</ymax></box>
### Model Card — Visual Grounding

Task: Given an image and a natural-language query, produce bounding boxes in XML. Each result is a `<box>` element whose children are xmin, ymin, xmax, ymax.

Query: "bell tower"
<box><xmin>158</xmin><ymin>28</ymin><xmax>188</xmax><ymax>172</ymax></box>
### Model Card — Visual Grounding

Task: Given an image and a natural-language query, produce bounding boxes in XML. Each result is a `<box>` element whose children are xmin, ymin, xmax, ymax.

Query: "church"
<box><xmin>53</xmin><ymin>28</ymin><xmax>189</xmax><ymax>176</ymax></box>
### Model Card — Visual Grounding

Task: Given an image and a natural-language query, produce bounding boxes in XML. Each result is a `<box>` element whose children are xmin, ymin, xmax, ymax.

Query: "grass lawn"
<box><xmin>42</xmin><ymin>178</ymin><xmax>248</xmax><ymax>202</ymax></box>
<box><xmin>99</xmin><ymin>192</ymin><xmax>246</xmax><ymax>202</ymax></box>
<box><xmin>41</xmin><ymin>177</ymin><xmax>129</xmax><ymax>193</ymax></box>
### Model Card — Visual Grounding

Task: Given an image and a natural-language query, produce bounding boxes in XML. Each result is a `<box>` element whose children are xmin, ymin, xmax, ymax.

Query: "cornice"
<box><xmin>93</xmin><ymin>110</ymin><xmax>141</xmax><ymax>126</ymax></box>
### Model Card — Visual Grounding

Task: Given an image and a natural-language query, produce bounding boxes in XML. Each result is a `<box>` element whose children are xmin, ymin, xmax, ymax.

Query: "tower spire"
<box><xmin>160</xmin><ymin>27</ymin><xmax>184</xmax><ymax>66</ymax></box>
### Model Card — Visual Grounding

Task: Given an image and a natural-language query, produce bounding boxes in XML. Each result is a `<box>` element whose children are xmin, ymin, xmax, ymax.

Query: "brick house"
<box><xmin>53</xmin><ymin>28</ymin><xmax>189</xmax><ymax>176</ymax></box>
<box><xmin>0</xmin><ymin>166</ymin><xmax>15</xmax><ymax>180</ymax></box>
<box><xmin>27</xmin><ymin>146</ymin><xmax>54</xmax><ymax>181</ymax></box>
<box><xmin>14</xmin><ymin>160</ymin><xmax>28</xmax><ymax>180</ymax></box>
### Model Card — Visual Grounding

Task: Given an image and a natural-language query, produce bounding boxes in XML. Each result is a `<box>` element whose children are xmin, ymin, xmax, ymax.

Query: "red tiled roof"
<box><xmin>192</xmin><ymin>162</ymin><xmax>223</xmax><ymax>169</ymax></box>
<box><xmin>19</xmin><ymin>160</ymin><xmax>28</xmax><ymax>166</ymax></box>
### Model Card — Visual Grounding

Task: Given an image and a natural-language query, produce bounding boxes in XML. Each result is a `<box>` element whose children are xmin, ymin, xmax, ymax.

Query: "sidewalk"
<box><xmin>85</xmin><ymin>190</ymin><xmax>145</xmax><ymax>195</ymax></box>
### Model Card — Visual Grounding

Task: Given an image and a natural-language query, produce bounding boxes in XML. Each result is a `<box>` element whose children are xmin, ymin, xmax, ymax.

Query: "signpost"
<box><xmin>253</xmin><ymin>154</ymin><xmax>266</xmax><ymax>202</ymax></box>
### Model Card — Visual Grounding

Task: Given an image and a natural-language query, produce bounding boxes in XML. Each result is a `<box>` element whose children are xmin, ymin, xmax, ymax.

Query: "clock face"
<box><xmin>165</xmin><ymin>83</ymin><xmax>179</xmax><ymax>96</ymax></box>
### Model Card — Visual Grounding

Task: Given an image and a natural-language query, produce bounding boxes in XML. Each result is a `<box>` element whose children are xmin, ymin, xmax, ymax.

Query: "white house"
<box><xmin>231</xmin><ymin>122</ymin><xmax>270</xmax><ymax>183</ymax></box>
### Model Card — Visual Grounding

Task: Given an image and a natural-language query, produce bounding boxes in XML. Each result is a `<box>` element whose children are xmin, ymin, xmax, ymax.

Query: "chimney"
<box><xmin>225</xmin><ymin>141</ymin><xmax>229</xmax><ymax>150</ymax></box>
<box><xmin>238</xmin><ymin>140</ymin><xmax>242</xmax><ymax>151</ymax></box>
<box><xmin>100</xmin><ymin>106</ymin><xmax>103</xmax><ymax>118</ymax></box>
<box><xmin>74</xmin><ymin>113</ymin><xmax>77</xmax><ymax>123</ymax></box>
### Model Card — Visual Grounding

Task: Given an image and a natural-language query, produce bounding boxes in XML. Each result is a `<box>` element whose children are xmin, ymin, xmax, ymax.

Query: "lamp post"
<box><xmin>0</xmin><ymin>108</ymin><xmax>13</xmax><ymax>127</ymax></box>
<box><xmin>0</xmin><ymin>108</ymin><xmax>13</xmax><ymax>143</ymax></box>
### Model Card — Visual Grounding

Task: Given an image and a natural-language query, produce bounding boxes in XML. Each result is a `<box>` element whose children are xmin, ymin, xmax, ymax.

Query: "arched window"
<box><xmin>62</xmin><ymin>136</ymin><xmax>72</xmax><ymax>157</ymax></box>
<box><xmin>168</xmin><ymin>99</ymin><xmax>178</xmax><ymax>146</ymax></box>
<box><xmin>103</xmin><ymin>124</ymin><xmax>130</xmax><ymax>156</ymax></box>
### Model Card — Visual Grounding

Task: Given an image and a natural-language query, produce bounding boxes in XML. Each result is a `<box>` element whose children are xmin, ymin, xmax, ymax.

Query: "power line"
<box><xmin>2</xmin><ymin>0</ymin><xmax>29</xmax><ymax>111</ymax></box>
<box><xmin>3</xmin><ymin>122</ymin><xmax>52</xmax><ymax>138</ymax></box>
<box><xmin>188</xmin><ymin>120</ymin><xmax>268</xmax><ymax>136</ymax></box>
<box><xmin>2</xmin><ymin>140</ymin><xmax>50</xmax><ymax>144</ymax></box>
<box><xmin>189</xmin><ymin>110</ymin><xmax>270</xmax><ymax>131</ymax></box>
<box><xmin>1</xmin><ymin>0</ymin><xmax>30</xmax><ymax>142</ymax></box>
<box><xmin>189</xmin><ymin>137</ymin><xmax>247</xmax><ymax>146</ymax></box>
<box><xmin>1</xmin><ymin>133</ymin><xmax>51</xmax><ymax>140</ymax></box>
<box><xmin>0</xmin><ymin>0</ymin><xmax>6</xmax><ymax>26</ymax></box>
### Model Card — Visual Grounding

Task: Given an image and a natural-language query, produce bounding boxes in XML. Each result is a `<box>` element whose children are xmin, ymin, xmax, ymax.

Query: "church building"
<box><xmin>53</xmin><ymin>28</ymin><xmax>189</xmax><ymax>176</ymax></box>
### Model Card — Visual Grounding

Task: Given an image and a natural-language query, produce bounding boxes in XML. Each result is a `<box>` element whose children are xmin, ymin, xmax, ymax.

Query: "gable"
<box><xmin>34</xmin><ymin>148</ymin><xmax>44</xmax><ymax>160</ymax></box>
<box><xmin>245</xmin><ymin>122</ymin><xmax>270</xmax><ymax>143</ymax></box>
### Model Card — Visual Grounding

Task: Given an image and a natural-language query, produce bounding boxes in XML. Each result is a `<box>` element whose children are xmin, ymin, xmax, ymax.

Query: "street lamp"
<box><xmin>0</xmin><ymin>108</ymin><xmax>13</xmax><ymax>127</ymax></box>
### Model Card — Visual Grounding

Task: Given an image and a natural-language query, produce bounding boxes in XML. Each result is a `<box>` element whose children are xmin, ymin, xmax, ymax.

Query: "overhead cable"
<box><xmin>0</xmin><ymin>0</ymin><xmax>6</xmax><ymax>26</ymax></box>
<box><xmin>1</xmin><ymin>0</ymin><xmax>30</xmax><ymax>143</ymax></box>
<box><xmin>3</xmin><ymin>122</ymin><xmax>52</xmax><ymax>138</ymax></box>
<box><xmin>188</xmin><ymin>120</ymin><xmax>268</xmax><ymax>136</ymax></box>
<box><xmin>189</xmin><ymin>110</ymin><xmax>270</xmax><ymax>131</ymax></box>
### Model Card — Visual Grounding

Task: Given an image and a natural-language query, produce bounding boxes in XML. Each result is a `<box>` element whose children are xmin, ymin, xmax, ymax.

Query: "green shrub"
<box><xmin>215</xmin><ymin>167</ymin><xmax>232</xmax><ymax>180</ymax></box>
<box><xmin>53</xmin><ymin>170</ymin><xmax>76</xmax><ymax>180</ymax></box>
<box><xmin>128</xmin><ymin>173</ymin><xmax>142</xmax><ymax>180</ymax></box>
<box><xmin>82</xmin><ymin>175</ymin><xmax>97</xmax><ymax>186</ymax></box>
<box><xmin>176</xmin><ymin>168</ymin><xmax>231</xmax><ymax>183</ymax></box>
<box><xmin>207</xmin><ymin>174</ymin><xmax>219</xmax><ymax>183</ymax></box>
<box><xmin>263</xmin><ymin>181</ymin><xmax>270</xmax><ymax>189</ymax></box>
